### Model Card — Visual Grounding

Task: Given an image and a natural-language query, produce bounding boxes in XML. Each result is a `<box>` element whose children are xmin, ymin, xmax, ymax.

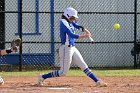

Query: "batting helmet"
<box><xmin>63</xmin><ymin>7</ymin><xmax>78</xmax><ymax>19</ymax></box>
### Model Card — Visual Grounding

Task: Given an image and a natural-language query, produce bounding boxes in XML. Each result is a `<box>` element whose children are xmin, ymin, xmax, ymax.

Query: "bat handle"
<box><xmin>89</xmin><ymin>36</ymin><xmax>94</xmax><ymax>42</ymax></box>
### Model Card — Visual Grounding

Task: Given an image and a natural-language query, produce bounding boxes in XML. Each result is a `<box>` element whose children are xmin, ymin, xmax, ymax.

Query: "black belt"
<box><xmin>62</xmin><ymin>44</ymin><xmax>73</xmax><ymax>47</ymax></box>
<box><xmin>68</xmin><ymin>45</ymin><xmax>73</xmax><ymax>47</ymax></box>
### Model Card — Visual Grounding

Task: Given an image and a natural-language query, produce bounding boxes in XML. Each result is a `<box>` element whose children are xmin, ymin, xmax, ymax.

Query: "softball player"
<box><xmin>0</xmin><ymin>38</ymin><xmax>21</xmax><ymax>56</ymax></box>
<box><xmin>0</xmin><ymin>38</ymin><xmax>21</xmax><ymax>85</ymax></box>
<box><xmin>38</xmin><ymin>7</ymin><xmax>107</xmax><ymax>87</ymax></box>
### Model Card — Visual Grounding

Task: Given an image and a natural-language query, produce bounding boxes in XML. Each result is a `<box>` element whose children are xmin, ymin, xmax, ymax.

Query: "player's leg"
<box><xmin>58</xmin><ymin>46</ymin><xmax>74</xmax><ymax>76</ymax></box>
<box><xmin>42</xmin><ymin>46</ymin><xmax>73</xmax><ymax>78</ymax></box>
<box><xmin>72</xmin><ymin>47</ymin><xmax>99</xmax><ymax>82</ymax></box>
<box><xmin>37</xmin><ymin>45</ymin><xmax>74</xmax><ymax>86</ymax></box>
<box><xmin>72</xmin><ymin>47</ymin><xmax>107</xmax><ymax>87</ymax></box>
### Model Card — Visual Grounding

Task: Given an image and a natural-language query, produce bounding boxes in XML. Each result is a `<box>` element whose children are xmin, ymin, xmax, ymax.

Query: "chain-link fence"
<box><xmin>0</xmin><ymin>0</ymin><xmax>140</xmax><ymax>71</ymax></box>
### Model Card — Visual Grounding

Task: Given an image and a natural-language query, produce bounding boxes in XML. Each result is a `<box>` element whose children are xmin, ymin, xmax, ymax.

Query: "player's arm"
<box><xmin>65</xmin><ymin>27</ymin><xmax>91</xmax><ymax>39</ymax></box>
<box><xmin>78</xmin><ymin>28</ymin><xmax>91</xmax><ymax>39</ymax></box>
<box><xmin>0</xmin><ymin>49</ymin><xmax>13</xmax><ymax>56</ymax></box>
<box><xmin>61</xmin><ymin>23</ymin><xmax>79</xmax><ymax>39</ymax></box>
<box><xmin>61</xmin><ymin>20</ymin><xmax>90</xmax><ymax>39</ymax></box>
<box><xmin>72</xmin><ymin>22</ymin><xmax>84</xmax><ymax>31</ymax></box>
<box><xmin>72</xmin><ymin>22</ymin><xmax>92</xmax><ymax>39</ymax></box>
<box><xmin>61</xmin><ymin>20</ymin><xmax>80</xmax><ymax>39</ymax></box>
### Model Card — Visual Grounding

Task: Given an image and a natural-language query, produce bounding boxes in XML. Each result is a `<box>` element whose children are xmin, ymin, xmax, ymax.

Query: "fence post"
<box><xmin>0</xmin><ymin>0</ymin><xmax>5</xmax><ymax>49</ymax></box>
<box><xmin>18</xmin><ymin>0</ymin><xmax>23</xmax><ymax>71</ymax></box>
<box><xmin>134</xmin><ymin>0</ymin><xmax>137</xmax><ymax>68</ymax></box>
<box><xmin>50</xmin><ymin>0</ymin><xmax>55</xmax><ymax>65</ymax></box>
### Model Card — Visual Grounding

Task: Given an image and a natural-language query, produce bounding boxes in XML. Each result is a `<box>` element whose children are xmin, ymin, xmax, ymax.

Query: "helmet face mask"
<box><xmin>63</xmin><ymin>7</ymin><xmax>78</xmax><ymax>19</ymax></box>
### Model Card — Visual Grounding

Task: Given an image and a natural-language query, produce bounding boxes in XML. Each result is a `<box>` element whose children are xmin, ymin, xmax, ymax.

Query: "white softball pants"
<box><xmin>58</xmin><ymin>45</ymin><xmax>88</xmax><ymax>76</ymax></box>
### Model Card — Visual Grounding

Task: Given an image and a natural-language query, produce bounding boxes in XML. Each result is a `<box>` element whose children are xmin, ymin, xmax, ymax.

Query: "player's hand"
<box><xmin>85</xmin><ymin>34</ymin><xmax>91</xmax><ymax>38</ymax></box>
<box><xmin>79</xmin><ymin>34</ymin><xmax>90</xmax><ymax>39</ymax></box>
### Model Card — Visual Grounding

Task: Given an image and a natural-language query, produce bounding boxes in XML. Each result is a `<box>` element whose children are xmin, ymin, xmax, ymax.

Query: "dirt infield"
<box><xmin>0</xmin><ymin>76</ymin><xmax>140</xmax><ymax>93</ymax></box>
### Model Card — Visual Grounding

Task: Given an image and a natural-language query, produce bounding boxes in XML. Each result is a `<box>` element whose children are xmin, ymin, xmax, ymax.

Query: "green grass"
<box><xmin>91</xmin><ymin>69</ymin><xmax>140</xmax><ymax>76</ymax></box>
<box><xmin>0</xmin><ymin>69</ymin><xmax>140</xmax><ymax>77</ymax></box>
<box><xmin>68</xmin><ymin>69</ymin><xmax>140</xmax><ymax>76</ymax></box>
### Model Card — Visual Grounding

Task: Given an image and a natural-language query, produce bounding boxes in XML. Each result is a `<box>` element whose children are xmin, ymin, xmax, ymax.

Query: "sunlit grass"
<box><xmin>0</xmin><ymin>69</ymin><xmax>140</xmax><ymax>77</ymax></box>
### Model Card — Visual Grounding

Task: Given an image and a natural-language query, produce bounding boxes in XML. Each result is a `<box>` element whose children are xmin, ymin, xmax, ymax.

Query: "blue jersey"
<box><xmin>60</xmin><ymin>19</ymin><xmax>82</xmax><ymax>46</ymax></box>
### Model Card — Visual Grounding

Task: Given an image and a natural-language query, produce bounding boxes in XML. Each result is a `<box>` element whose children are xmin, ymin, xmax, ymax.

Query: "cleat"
<box><xmin>96</xmin><ymin>81</ymin><xmax>107</xmax><ymax>87</ymax></box>
<box><xmin>0</xmin><ymin>76</ymin><xmax>4</xmax><ymax>85</ymax></box>
<box><xmin>37</xmin><ymin>75</ymin><xmax>44</xmax><ymax>86</ymax></box>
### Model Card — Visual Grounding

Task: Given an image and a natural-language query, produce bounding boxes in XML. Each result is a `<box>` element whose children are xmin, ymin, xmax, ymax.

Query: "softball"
<box><xmin>114</xmin><ymin>23</ymin><xmax>120</xmax><ymax>30</ymax></box>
